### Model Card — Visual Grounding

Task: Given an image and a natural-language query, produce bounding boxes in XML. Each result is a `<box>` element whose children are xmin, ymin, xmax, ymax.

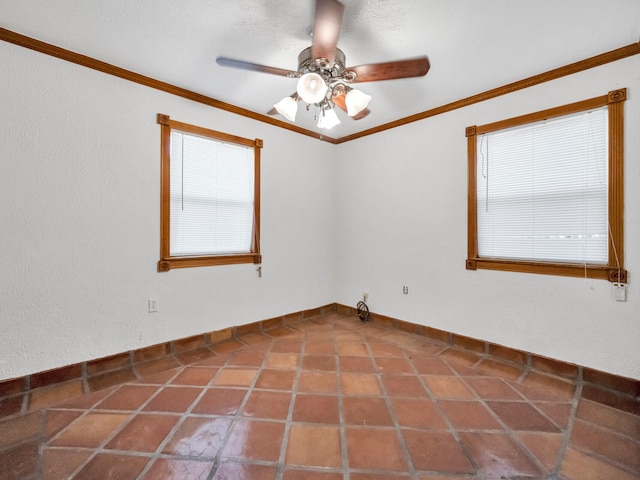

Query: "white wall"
<box><xmin>1</xmin><ymin>39</ymin><xmax>639</xmax><ymax>382</ymax></box>
<box><xmin>0</xmin><ymin>42</ymin><xmax>337</xmax><ymax>380</ymax></box>
<box><xmin>335</xmin><ymin>55</ymin><xmax>640</xmax><ymax>380</ymax></box>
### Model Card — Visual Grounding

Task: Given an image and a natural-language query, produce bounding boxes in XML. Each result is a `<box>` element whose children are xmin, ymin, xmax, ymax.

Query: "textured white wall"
<box><xmin>1</xmin><ymin>39</ymin><xmax>639</xmax><ymax>382</ymax></box>
<box><xmin>335</xmin><ymin>56</ymin><xmax>640</xmax><ymax>380</ymax></box>
<box><xmin>0</xmin><ymin>42</ymin><xmax>337</xmax><ymax>379</ymax></box>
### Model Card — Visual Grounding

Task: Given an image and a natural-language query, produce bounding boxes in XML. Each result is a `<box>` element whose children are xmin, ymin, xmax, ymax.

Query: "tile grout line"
<box><xmin>548</xmin><ymin>380</ymin><xmax>583</xmax><ymax>479</ymax></box>
<box><xmin>203</xmin><ymin>339</ymin><xmax>276</xmax><ymax>480</ymax></box>
<box><xmin>61</xmin><ymin>372</ymin><xmax>184</xmax><ymax>480</ymax></box>
<box><xmin>132</xmin><ymin>365</ymin><xmax>215</xmax><ymax>480</ymax></box>
<box><xmin>366</xmin><ymin>340</ymin><xmax>418</xmax><ymax>479</ymax></box>
<box><xmin>273</xmin><ymin>330</ymin><xmax>305</xmax><ymax>480</ymax></box>
<box><xmin>335</xmin><ymin>324</ymin><xmax>351</xmax><ymax>480</ymax></box>
<box><xmin>408</xmin><ymin>351</ymin><xmax>484</xmax><ymax>479</ymax></box>
<box><xmin>390</xmin><ymin>325</ymin><xmax>576</xmax><ymax>476</ymax></box>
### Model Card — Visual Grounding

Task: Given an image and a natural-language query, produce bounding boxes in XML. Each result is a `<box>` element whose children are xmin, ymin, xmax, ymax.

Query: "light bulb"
<box><xmin>345</xmin><ymin>88</ymin><xmax>371</xmax><ymax>116</ymax></box>
<box><xmin>274</xmin><ymin>96</ymin><xmax>298</xmax><ymax>122</ymax></box>
<box><xmin>296</xmin><ymin>72</ymin><xmax>328</xmax><ymax>104</ymax></box>
<box><xmin>317</xmin><ymin>107</ymin><xmax>340</xmax><ymax>129</ymax></box>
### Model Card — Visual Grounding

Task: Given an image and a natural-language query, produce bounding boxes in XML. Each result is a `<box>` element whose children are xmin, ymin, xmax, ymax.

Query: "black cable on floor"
<box><xmin>356</xmin><ymin>301</ymin><xmax>369</xmax><ymax>322</ymax></box>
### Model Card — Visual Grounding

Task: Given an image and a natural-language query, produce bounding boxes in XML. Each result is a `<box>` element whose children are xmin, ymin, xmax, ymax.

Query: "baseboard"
<box><xmin>1</xmin><ymin>302</ymin><xmax>638</xmax><ymax>421</ymax></box>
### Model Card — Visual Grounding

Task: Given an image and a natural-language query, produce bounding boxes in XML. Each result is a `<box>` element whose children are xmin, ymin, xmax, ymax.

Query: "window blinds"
<box><xmin>170</xmin><ymin>131</ymin><xmax>254</xmax><ymax>257</ymax></box>
<box><xmin>476</xmin><ymin>107</ymin><xmax>608</xmax><ymax>264</ymax></box>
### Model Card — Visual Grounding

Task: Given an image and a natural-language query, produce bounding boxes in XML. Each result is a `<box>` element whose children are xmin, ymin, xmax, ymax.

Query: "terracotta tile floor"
<box><xmin>2</xmin><ymin>312</ymin><xmax>639</xmax><ymax>479</ymax></box>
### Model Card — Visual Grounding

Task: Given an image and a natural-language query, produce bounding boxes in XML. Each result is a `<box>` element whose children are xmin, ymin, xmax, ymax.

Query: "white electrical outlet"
<box><xmin>403</xmin><ymin>286</ymin><xmax>409</xmax><ymax>295</ymax></box>
<box><xmin>612</xmin><ymin>283</ymin><xmax>626</xmax><ymax>302</ymax></box>
<box><xmin>148</xmin><ymin>298</ymin><xmax>159</xmax><ymax>313</ymax></box>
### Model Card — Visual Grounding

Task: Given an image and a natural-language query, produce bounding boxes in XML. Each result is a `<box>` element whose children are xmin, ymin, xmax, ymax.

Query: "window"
<box><xmin>157</xmin><ymin>114</ymin><xmax>262</xmax><ymax>271</ymax></box>
<box><xmin>466</xmin><ymin>89</ymin><xmax>627</xmax><ymax>282</ymax></box>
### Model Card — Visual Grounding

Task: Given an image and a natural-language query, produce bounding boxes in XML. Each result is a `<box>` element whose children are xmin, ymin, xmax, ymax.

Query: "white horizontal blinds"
<box><xmin>476</xmin><ymin>107</ymin><xmax>608</xmax><ymax>264</ymax></box>
<box><xmin>170</xmin><ymin>131</ymin><xmax>254</xmax><ymax>257</ymax></box>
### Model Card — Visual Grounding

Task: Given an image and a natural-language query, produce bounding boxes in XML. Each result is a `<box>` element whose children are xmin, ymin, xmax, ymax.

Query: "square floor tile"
<box><xmin>285</xmin><ymin>424</ymin><xmax>342</xmax><ymax>467</ymax></box>
<box><xmin>212</xmin><ymin>462</ymin><xmax>277</xmax><ymax>480</ymax></box>
<box><xmin>343</xmin><ymin>397</ymin><xmax>393</xmax><ymax>426</ymax></box>
<box><xmin>346</xmin><ymin>426</ymin><xmax>408</xmax><ymax>471</ymax></box>
<box><xmin>569</xmin><ymin>418</ymin><xmax>640</xmax><ymax>471</ymax></box>
<box><xmin>459</xmin><ymin>431</ymin><xmax>541</xmax><ymax>477</ymax></box>
<box><xmin>340</xmin><ymin>356</ymin><xmax>376</xmax><ymax>373</ymax></box>
<box><xmin>390</xmin><ymin>397</ymin><xmax>448</xmax><ymax>429</ymax></box>
<box><xmin>422</xmin><ymin>376</ymin><xmax>475</xmax><ymax>400</ymax></box>
<box><xmin>375</xmin><ymin>357</ymin><xmax>414</xmax><ymax>374</ymax></box>
<box><xmin>265</xmin><ymin>353</ymin><xmax>300</xmax><ymax>369</ymax></box>
<box><xmin>143</xmin><ymin>458</ymin><xmax>214</xmax><ymax>480</ymax></box>
<box><xmin>409</xmin><ymin>357</ymin><xmax>453</xmax><ymax>375</ymax></box>
<box><xmin>486</xmin><ymin>401</ymin><xmax>560</xmax><ymax>432</ymax></box>
<box><xmin>304</xmin><ymin>341</ymin><xmax>336</xmax><ymax>355</ymax></box>
<box><xmin>222</xmin><ymin>419</ymin><xmax>285</xmax><ymax>461</ymax></box>
<box><xmin>560</xmin><ymin>447</ymin><xmax>638</xmax><ymax>480</ymax></box>
<box><xmin>0</xmin><ymin>442</ymin><xmax>39</xmax><ymax>479</ymax></box>
<box><xmin>576</xmin><ymin>398</ymin><xmax>640</xmax><ymax>439</ymax></box>
<box><xmin>42</xmin><ymin>448</ymin><xmax>92</xmax><ymax>480</ymax></box>
<box><xmin>341</xmin><ymin>373</ymin><xmax>381</xmax><ymax>396</ymax></box>
<box><xmin>191</xmin><ymin>388</ymin><xmax>247</xmax><ymax>415</ymax></box>
<box><xmin>283</xmin><ymin>470</ymin><xmax>343</xmax><ymax>480</ymax></box>
<box><xmin>106</xmin><ymin>413</ymin><xmax>179</xmax><ymax>452</ymax></box>
<box><xmin>403</xmin><ymin>429</ymin><xmax>473</xmax><ymax>473</ymax></box>
<box><xmin>255</xmin><ymin>369</ymin><xmax>296</xmax><ymax>390</ymax></box>
<box><xmin>515</xmin><ymin>432</ymin><xmax>564</xmax><ymax>472</ymax></box>
<box><xmin>227</xmin><ymin>351</ymin><xmax>266</xmax><ymax>367</ymax></box>
<box><xmin>382</xmin><ymin>375</ymin><xmax>427</xmax><ymax>397</ymax></box>
<box><xmin>439</xmin><ymin>400</ymin><xmax>502</xmax><ymax>430</ymax></box>
<box><xmin>49</xmin><ymin>412</ymin><xmax>130</xmax><ymax>448</ymax></box>
<box><xmin>336</xmin><ymin>343</ymin><xmax>369</xmax><ymax>356</ymax></box>
<box><xmin>73</xmin><ymin>452</ymin><xmax>149</xmax><ymax>480</ymax></box>
<box><xmin>242</xmin><ymin>390</ymin><xmax>292</xmax><ymax>420</ymax></box>
<box><xmin>143</xmin><ymin>386</ymin><xmax>202</xmax><ymax>413</ymax></box>
<box><xmin>298</xmin><ymin>372</ymin><xmax>338</xmax><ymax>394</ymax></box>
<box><xmin>170</xmin><ymin>367</ymin><xmax>218</xmax><ymax>386</ymax></box>
<box><xmin>212</xmin><ymin>368</ymin><xmax>258</xmax><ymax>387</ymax></box>
<box><xmin>292</xmin><ymin>395</ymin><xmax>339</xmax><ymax>424</ymax></box>
<box><xmin>162</xmin><ymin>417</ymin><xmax>232</xmax><ymax>457</ymax></box>
<box><xmin>303</xmin><ymin>355</ymin><xmax>337</xmax><ymax>371</ymax></box>
<box><xmin>96</xmin><ymin>385</ymin><xmax>159</xmax><ymax>410</ymax></box>
<box><xmin>465</xmin><ymin>377</ymin><xmax>523</xmax><ymax>401</ymax></box>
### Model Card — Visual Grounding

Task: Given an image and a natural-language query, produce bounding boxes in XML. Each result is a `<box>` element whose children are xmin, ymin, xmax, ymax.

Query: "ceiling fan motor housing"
<box><xmin>297</xmin><ymin>46</ymin><xmax>352</xmax><ymax>82</ymax></box>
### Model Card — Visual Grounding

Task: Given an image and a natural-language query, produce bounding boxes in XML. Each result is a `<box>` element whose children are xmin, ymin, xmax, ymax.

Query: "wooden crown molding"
<box><xmin>1</xmin><ymin>27</ymin><xmax>639</xmax><ymax>144</ymax></box>
<box><xmin>336</xmin><ymin>42</ymin><xmax>640</xmax><ymax>143</ymax></box>
<box><xmin>0</xmin><ymin>27</ymin><xmax>337</xmax><ymax>144</ymax></box>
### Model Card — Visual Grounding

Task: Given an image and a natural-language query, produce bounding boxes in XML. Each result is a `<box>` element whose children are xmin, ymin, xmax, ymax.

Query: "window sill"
<box><xmin>159</xmin><ymin>253</ymin><xmax>262</xmax><ymax>271</ymax></box>
<box><xmin>465</xmin><ymin>258</ymin><xmax>627</xmax><ymax>283</ymax></box>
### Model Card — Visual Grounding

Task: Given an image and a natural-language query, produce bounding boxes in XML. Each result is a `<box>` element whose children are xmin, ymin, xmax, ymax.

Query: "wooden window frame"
<box><xmin>157</xmin><ymin>114</ymin><xmax>262</xmax><ymax>271</ymax></box>
<box><xmin>466</xmin><ymin>89</ymin><xmax>627</xmax><ymax>283</ymax></box>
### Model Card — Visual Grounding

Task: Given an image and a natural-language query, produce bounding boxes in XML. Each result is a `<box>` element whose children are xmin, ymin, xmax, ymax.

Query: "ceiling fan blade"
<box><xmin>216</xmin><ymin>57</ymin><xmax>298</xmax><ymax>77</ymax></box>
<box><xmin>345</xmin><ymin>56</ymin><xmax>430</xmax><ymax>83</ymax></box>
<box><xmin>332</xmin><ymin>92</ymin><xmax>371</xmax><ymax>120</ymax></box>
<box><xmin>311</xmin><ymin>0</ymin><xmax>345</xmax><ymax>65</ymax></box>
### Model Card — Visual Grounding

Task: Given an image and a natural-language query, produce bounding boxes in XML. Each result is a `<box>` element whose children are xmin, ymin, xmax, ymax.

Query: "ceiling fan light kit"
<box><xmin>345</xmin><ymin>87</ymin><xmax>372</xmax><ymax>117</ymax></box>
<box><xmin>273</xmin><ymin>95</ymin><xmax>298</xmax><ymax>122</ymax></box>
<box><xmin>317</xmin><ymin>105</ymin><xmax>341</xmax><ymax>129</ymax></box>
<box><xmin>296</xmin><ymin>72</ymin><xmax>328</xmax><ymax>104</ymax></box>
<box><xmin>217</xmin><ymin>0</ymin><xmax>430</xmax><ymax>130</ymax></box>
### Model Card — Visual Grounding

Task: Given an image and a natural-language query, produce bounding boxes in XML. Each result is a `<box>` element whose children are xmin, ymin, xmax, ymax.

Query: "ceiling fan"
<box><xmin>216</xmin><ymin>0</ymin><xmax>430</xmax><ymax>129</ymax></box>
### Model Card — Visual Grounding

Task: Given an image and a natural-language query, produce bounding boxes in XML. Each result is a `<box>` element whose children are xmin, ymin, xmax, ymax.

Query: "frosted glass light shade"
<box><xmin>317</xmin><ymin>107</ymin><xmax>340</xmax><ymax>129</ymax></box>
<box><xmin>274</xmin><ymin>96</ymin><xmax>298</xmax><ymax>122</ymax></box>
<box><xmin>296</xmin><ymin>72</ymin><xmax>327</xmax><ymax>104</ymax></box>
<box><xmin>345</xmin><ymin>88</ymin><xmax>371</xmax><ymax>116</ymax></box>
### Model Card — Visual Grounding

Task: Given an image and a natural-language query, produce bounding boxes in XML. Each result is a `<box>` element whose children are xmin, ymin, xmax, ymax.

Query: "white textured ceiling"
<box><xmin>2</xmin><ymin>0</ymin><xmax>639</xmax><ymax>137</ymax></box>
